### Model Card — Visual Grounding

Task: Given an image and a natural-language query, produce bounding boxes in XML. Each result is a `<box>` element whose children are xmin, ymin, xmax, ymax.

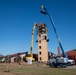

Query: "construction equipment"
<box><xmin>40</xmin><ymin>5</ymin><xmax>68</xmax><ymax>68</ymax></box>
<box><xmin>49</xmin><ymin>19</ymin><xmax>68</xmax><ymax>67</ymax></box>
<box><xmin>49</xmin><ymin>15</ymin><xmax>68</xmax><ymax>67</ymax></box>
<box><xmin>26</xmin><ymin>23</ymin><xmax>37</xmax><ymax>61</ymax></box>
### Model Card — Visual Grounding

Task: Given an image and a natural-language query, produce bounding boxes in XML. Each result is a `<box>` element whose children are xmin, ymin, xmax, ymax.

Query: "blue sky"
<box><xmin>0</xmin><ymin>0</ymin><xmax>76</xmax><ymax>55</ymax></box>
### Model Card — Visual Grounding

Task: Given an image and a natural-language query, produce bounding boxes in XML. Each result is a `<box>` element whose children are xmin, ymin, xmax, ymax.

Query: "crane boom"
<box><xmin>48</xmin><ymin>14</ymin><xmax>67</xmax><ymax>57</ymax></box>
<box><xmin>30</xmin><ymin>23</ymin><xmax>37</xmax><ymax>58</ymax></box>
<box><xmin>40</xmin><ymin>6</ymin><xmax>67</xmax><ymax>58</ymax></box>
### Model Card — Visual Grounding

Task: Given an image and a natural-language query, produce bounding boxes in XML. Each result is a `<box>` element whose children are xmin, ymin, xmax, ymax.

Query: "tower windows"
<box><xmin>39</xmin><ymin>46</ymin><xmax>41</xmax><ymax>49</ymax></box>
<box><xmin>40</xmin><ymin>57</ymin><xmax>42</xmax><ymax>60</ymax></box>
<box><xmin>39</xmin><ymin>34</ymin><xmax>41</xmax><ymax>38</ymax></box>
<box><xmin>39</xmin><ymin>40</ymin><xmax>41</xmax><ymax>43</ymax></box>
<box><xmin>45</xmin><ymin>36</ymin><xmax>47</xmax><ymax>40</ymax></box>
<box><xmin>39</xmin><ymin>51</ymin><xmax>42</xmax><ymax>55</ymax></box>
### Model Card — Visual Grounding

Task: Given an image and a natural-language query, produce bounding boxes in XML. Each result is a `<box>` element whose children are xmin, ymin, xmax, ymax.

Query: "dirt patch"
<box><xmin>66</xmin><ymin>65</ymin><xmax>76</xmax><ymax>69</ymax></box>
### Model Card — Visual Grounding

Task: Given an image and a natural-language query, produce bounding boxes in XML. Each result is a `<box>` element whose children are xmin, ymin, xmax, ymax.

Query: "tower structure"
<box><xmin>36</xmin><ymin>23</ymin><xmax>49</xmax><ymax>62</ymax></box>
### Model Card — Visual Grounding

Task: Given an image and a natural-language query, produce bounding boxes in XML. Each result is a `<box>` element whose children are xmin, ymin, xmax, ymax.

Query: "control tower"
<box><xmin>36</xmin><ymin>23</ymin><xmax>49</xmax><ymax>62</ymax></box>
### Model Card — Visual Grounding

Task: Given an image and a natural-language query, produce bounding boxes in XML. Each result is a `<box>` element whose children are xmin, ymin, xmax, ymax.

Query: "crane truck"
<box><xmin>49</xmin><ymin>16</ymin><xmax>68</xmax><ymax>67</ymax></box>
<box><xmin>49</xmin><ymin>21</ymin><xmax>68</xmax><ymax>67</ymax></box>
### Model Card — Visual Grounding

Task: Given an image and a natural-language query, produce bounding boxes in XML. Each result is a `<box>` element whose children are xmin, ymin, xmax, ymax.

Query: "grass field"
<box><xmin>0</xmin><ymin>62</ymin><xmax>76</xmax><ymax>75</ymax></box>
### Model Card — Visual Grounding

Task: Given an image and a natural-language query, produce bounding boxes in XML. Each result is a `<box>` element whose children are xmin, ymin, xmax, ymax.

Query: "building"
<box><xmin>0</xmin><ymin>56</ymin><xmax>5</xmax><ymax>63</ymax></box>
<box><xmin>10</xmin><ymin>52</ymin><xmax>27</xmax><ymax>63</ymax></box>
<box><xmin>66</xmin><ymin>49</ymin><xmax>76</xmax><ymax>65</ymax></box>
<box><xmin>10</xmin><ymin>52</ymin><xmax>38</xmax><ymax>63</ymax></box>
<box><xmin>36</xmin><ymin>23</ymin><xmax>49</xmax><ymax>62</ymax></box>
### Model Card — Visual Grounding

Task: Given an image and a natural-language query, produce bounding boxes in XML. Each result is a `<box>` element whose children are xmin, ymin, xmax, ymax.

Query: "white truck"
<box><xmin>68</xmin><ymin>59</ymin><xmax>75</xmax><ymax>66</ymax></box>
<box><xmin>49</xmin><ymin>55</ymin><xmax>75</xmax><ymax>67</ymax></box>
<box><xmin>49</xmin><ymin>56</ymin><xmax>68</xmax><ymax>68</ymax></box>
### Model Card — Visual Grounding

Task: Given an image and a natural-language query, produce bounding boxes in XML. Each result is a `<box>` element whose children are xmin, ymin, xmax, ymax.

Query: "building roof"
<box><xmin>8</xmin><ymin>52</ymin><xmax>27</xmax><ymax>57</ymax></box>
<box><xmin>66</xmin><ymin>49</ymin><xmax>76</xmax><ymax>52</ymax></box>
<box><xmin>66</xmin><ymin>49</ymin><xmax>76</xmax><ymax>56</ymax></box>
<box><xmin>72</xmin><ymin>49</ymin><xmax>76</xmax><ymax>51</ymax></box>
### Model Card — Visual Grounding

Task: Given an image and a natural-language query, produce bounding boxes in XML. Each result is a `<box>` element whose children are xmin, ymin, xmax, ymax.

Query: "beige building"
<box><xmin>37</xmin><ymin>23</ymin><xmax>49</xmax><ymax>62</ymax></box>
<box><xmin>10</xmin><ymin>52</ymin><xmax>26</xmax><ymax>63</ymax></box>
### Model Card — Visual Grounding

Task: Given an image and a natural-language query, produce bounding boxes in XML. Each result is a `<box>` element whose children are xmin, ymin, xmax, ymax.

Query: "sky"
<box><xmin>0</xmin><ymin>0</ymin><xmax>76</xmax><ymax>55</ymax></box>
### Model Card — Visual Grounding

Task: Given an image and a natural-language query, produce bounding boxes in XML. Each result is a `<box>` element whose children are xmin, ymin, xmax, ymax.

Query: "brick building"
<box><xmin>66</xmin><ymin>49</ymin><xmax>76</xmax><ymax>65</ymax></box>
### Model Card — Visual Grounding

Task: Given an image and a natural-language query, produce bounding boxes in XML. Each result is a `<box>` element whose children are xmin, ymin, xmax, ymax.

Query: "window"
<box><xmin>43</xmin><ymin>35</ymin><xmax>47</xmax><ymax>40</ymax></box>
<box><xmin>39</xmin><ymin>40</ymin><xmax>41</xmax><ymax>43</ymax></box>
<box><xmin>40</xmin><ymin>57</ymin><xmax>42</xmax><ymax>60</ymax></box>
<box><xmin>39</xmin><ymin>46</ymin><xmax>41</xmax><ymax>49</ymax></box>
<box><xmin>45</xmin><ymin>36</ymin><xmax>47</xmax><ymax>40</ymax></box>
<box><xmin>39</xmin><ymin>52</ymin><xmax>42</xmax><ymax>55</ymax></box>
<box><xmin>39</xmin><ymin>34</ymin><xmax>41</xmax><ymax>38</ymax></box>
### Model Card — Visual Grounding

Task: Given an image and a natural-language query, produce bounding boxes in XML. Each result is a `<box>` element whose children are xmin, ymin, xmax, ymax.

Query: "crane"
<box><xmin>26</xmin><ymin>23</ymin><xmax>37</xmax><ymax>61</ymax></box>
<box><xmin>40</xmin><ymin>5</ymin><xmax>68</xmax><ymax>67</ymax></box>
<box><xmin>49</xmin><ymin>17</ymin><xmax>68</xmax><ymax>67</ymax></box>
<box><xmin>30</xmin><ymin>23</ymin><xmax>37</xmax><ymax>59</ymax></box>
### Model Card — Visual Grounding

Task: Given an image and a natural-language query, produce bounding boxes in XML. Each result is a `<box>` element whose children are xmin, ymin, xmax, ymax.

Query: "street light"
<box><xmin>40</xmin><ymin>5</ymin><xmax>67</xmax><ymax>57</ymax></box>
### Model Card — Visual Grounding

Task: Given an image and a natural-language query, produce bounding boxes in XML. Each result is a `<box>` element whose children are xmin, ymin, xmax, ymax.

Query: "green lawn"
<box><xmin>0</xmin><ymin>63</ymin><xmax>76</xmax><ymax>75</ymax></box>
<box><xmin>11</xmin><ymin>67</ymin><xmax>76</xmax><ymax>75</ymax></box>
